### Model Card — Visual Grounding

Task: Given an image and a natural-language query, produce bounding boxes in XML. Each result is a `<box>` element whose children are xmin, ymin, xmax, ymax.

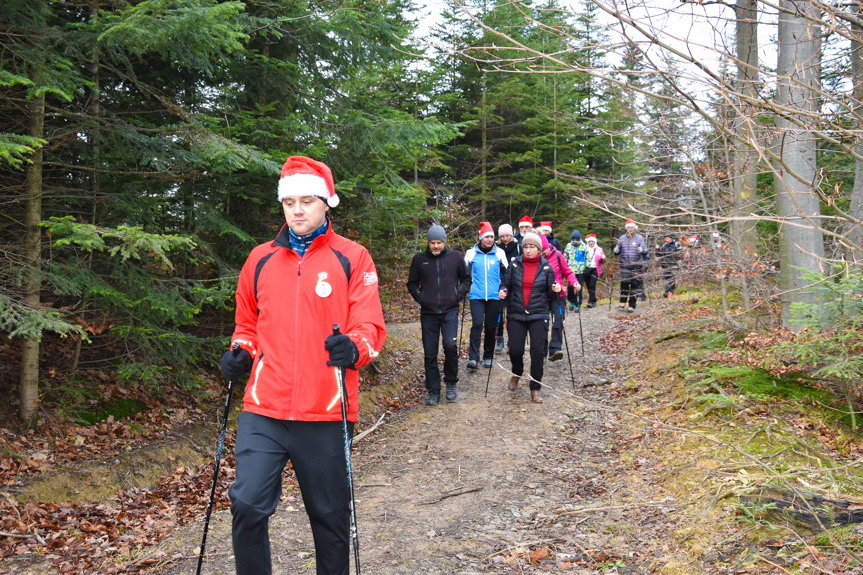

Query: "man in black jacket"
<box><xmin>407</xmin><ymin>225</ymin><xmax>472</xmax><ymax>405</ymax></box>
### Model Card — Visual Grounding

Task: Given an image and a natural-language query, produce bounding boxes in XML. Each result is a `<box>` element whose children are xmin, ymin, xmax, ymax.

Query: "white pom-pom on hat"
<box><xmin>277</xmin><ymin>156</ymin><xmax>339</xmax><ymax>208</ymax></box>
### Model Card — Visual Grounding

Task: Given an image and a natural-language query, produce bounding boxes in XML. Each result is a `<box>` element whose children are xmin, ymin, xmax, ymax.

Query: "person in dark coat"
<box><xmin>407</xmin><ymin>225</ymin><xmax>472</xmax><ymax>404</ymax></box>
<box><xmin>656</xmin><ymin>234</ymin><xmax>681</xmax><ymax>297</ymax></box>
<box><xmin>495</xmin><ymin>224</ymin><xmax>521</xmax><ymax>352</ymax></box>
<box><xmin>538</xmin><ymin>220</ymin><xmax>564</xmax><ymax>252</ymax></box>
<box><xmin>498</xmin><ymin>232</ymin><xmax>561</xmax><ymax>403</ymax></box>
<box><xmin>613</xmin><ymin>218</ymin><xmax>649</xmax><ymax>312</ymax></box>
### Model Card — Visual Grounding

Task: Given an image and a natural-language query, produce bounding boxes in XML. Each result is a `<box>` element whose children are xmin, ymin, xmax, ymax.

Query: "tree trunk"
<box><xmin>19</xmin><ymin>92</ymin><xmax>45</xmax><ymax>422</ymax></box>
<box><xmin>775</xmin><ymin>0</ymin><xmax>825</xmax><ymax>328</ymax></box>
<box><xmin>480</xmin><ymin>70</ymin><xmax>487</xmax><ymax>221</ymax></box>
<box><xmin>733</xmin><ymin>0</ymin><xmax>759</xmax><ymax>254</ymax></box>
<box><xmin>850</xmin><ymin>6</ymin><xmax>863</xmax><ymax>266</ymax></box>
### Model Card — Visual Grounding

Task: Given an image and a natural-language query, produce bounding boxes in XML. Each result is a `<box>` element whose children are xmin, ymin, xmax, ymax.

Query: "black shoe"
<box><xmin>495</xmin><ymin>337</ymin><xmax>504</xmax><ymax>353</ymax></box>
<box><xmin>640</xmin><ymin>294</ymin><xmax>647</xmax><ymax>301</ymax></box>
<box><xmin>467</xmin><ymin>359</ymin><xmax>478</xmax><ymax>371</ymax></box>
<box><xmin>426</xmin><ymin>392</ymin><xmax>440</xmax><ymax>405</ymax></box>
<box><xmin>549</xmin><ymin>350</ymin><xmax>564</xmax><ymax>362</ymax></box>
<box><xmin>586</xmin><ymin>302</ymin><xmax>596</xmax><ymax>308</ymax></box>
<box><xmin>483</xmin><ymin>358</ymin><xmax>492</xmax><ymax>368</ymax></box>
<box><xmin>445</xmin><ymin>387</ymin><xmax>457</xmax><ymax>402</ymax></box>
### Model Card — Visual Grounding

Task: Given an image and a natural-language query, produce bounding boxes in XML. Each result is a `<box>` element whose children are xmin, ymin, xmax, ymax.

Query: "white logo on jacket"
<box><xmin>316</xmin><ymin>272</ymin><xmax>332</xmax><ymax>298</ymax></box>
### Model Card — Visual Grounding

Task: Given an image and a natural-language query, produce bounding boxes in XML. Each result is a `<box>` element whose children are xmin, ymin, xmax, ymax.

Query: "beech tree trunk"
<box><xmin>850</xmin><ymin>6</ymin><xmax>863</xmax><ymax>266</ymax></box>
<box><xmin>733</xmin><ymin>0</ymin><xmax>759</xmax><ymax>253</ymax></box>
<box><xmin>19</xmin><ymin>92</ymin><xmax>45</xmax><ymax>422</ymax></box>
<box><xmin>774</xmin><ymin>0</ymin><xmax>825</xmax><ymax>328</ymax></box>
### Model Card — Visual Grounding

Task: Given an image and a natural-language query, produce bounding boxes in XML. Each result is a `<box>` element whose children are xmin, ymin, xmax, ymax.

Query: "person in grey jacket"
<box><xmin>407</xmin><ymin>225</ymin><xmax>471</xmax><ymax>404</ymax></box>
<box><xmin>613</xmin><ymin>219</ymin><xmax>649</xmax><ymax>312</ymax></box>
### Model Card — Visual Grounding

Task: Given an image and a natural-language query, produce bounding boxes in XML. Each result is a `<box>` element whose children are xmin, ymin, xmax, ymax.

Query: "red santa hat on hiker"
<box><xmin>585</xmin><ymin>233</ymin><xmax>597</xmax><ymax>245</ymax></box>
<box><xmin>624</xmin><ymin>218</ymin><xmax>637</xmax><ymax>230</ymax></box>
<box><xmin>518</xmin><ymin>216</ymin><xmax>533</xmax><ymax>229</ymax></box>
<box><xmin>277</xmin><ymin>156</ymin><xmax>339</xmax><ymax>208</ymax></box>
<box><xmin>539</xmin><ymin>221</ymin><xmax>553</xmax><ymax>233</ymax></box>
<box><xmin>479</xmin><ymin>221</ymin><xmax>495</xmax><ymax>240</ymax></box>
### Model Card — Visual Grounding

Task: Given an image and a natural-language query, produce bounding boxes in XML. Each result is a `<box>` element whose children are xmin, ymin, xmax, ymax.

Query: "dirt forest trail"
<box><xmin>160</xmin><ymin>303</ymin><xmax>704</xmax><ymax>575</ymax></box>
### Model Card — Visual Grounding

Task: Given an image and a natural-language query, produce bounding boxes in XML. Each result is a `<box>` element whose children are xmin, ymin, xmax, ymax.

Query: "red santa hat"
<box><xmin>277</xmin><ymin>156</ymin><xmax>339</xmax><ymax>208</ymax></box>
<box><xmin>479</xmin><ymin>221</ymin><xmax>494</xmax><ymax>240</ymax></box>
<box><xmin>624</xmin><ymin>218</ymin><xmax>637</xmax><ymax>230</ymax></box>
<box><xmin>585</xmin><ymin>233</ymin><xmax>597</xmax><ymax>244</ymax></box>
<box><xmin>539</xmin><ymin>221</ymin><xmax>552</xmax><ymax>233</ymax></box>
<box><xmin>518</xmin><ymin>216</ymin><xmax>533</xmax><ymax>229</ymax></box>
<box><xmin>712</xmin><ymin>230</ymin><xmax>720</xmax><ymax>238</ymax></box>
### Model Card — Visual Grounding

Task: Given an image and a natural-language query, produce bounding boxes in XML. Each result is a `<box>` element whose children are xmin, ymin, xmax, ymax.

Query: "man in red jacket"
<box><xmin>220</xmin><ymin>156</ymin><xmax>386</xmax><ymax>575</ymax></box>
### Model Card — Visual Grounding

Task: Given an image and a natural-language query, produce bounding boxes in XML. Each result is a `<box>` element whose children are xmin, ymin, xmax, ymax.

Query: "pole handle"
<box><xmin>333</xmin><ymin>324</ymin><xmax>341</xmax><ymax>337</ymax></box>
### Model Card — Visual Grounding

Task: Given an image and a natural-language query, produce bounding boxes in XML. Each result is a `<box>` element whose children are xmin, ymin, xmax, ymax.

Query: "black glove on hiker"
<box><xmin>221</xmin><ymin>347</ymin><xmax>252</xmax><ymax>380</ymax></box>
<box><xmin>325</xmin><ymin>334</ymin><xmax>359</xmax><ymax>368</ymax></box>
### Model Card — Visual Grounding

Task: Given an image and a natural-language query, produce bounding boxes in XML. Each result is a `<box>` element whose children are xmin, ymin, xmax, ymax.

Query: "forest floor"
<box><xmin>3</xmin><ymin>288</ymin><xmax>863</xmax><ymax>574</ymax></box>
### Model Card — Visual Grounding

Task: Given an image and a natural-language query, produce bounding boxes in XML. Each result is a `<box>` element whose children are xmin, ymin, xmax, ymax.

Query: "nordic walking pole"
<box><xmin>196</xmin><ymin>344</ymin><xmax>238</xmax><ymax>575</ymax></box>
<box><xmin>332</xmin><ymin>325</ymin><xmax>361</xmax><ymax>575</ymax></box>
<box><xmin>607</xmin><ymin>273</ymin><xmax>615</xmax><ymax>311</ymax></box>
<box><xmin>575</xmin><ymin>292</ymin><xmax>585</xmax><ymax>357</ymax></box>
<box><xmin>484</xmin><ymin>310</ymin><xmax>503</xmax><ymax>398</ymax></box>
<box><xmin>557</xmin><ymin>301</ymin><xmax>577</xmax><ymax>391</ymax></box>
<box><xmin>457</xmin><ymin>295</ymin><xmax>467</xmax><ymax>358</ymax></box>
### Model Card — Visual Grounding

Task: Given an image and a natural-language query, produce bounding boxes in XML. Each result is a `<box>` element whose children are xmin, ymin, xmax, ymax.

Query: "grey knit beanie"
<box><xmin>427</xmin><ymin>225</ymin><xmax>447</xmax><ymax>243</ymax></box>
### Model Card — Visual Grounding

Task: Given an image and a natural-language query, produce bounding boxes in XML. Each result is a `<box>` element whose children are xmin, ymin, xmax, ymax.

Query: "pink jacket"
<box><xmin>542</xmin><ymin>237</ymin><xmax>578</xmax><ymax>298</ymax></box>
<box><xmin>591</xmin><ymin>246</ymin><xmax>606</xmax><ymax>277</ymax></box>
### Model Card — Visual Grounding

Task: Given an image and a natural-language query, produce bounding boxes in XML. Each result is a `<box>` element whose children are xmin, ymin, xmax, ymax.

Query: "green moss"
<box><xmin>74</xmin><ymin>398</ymin><xmax>148</xmax><ymax>426</ymax></box>
<box><xmin>700</xmin><ymin>366</ymin><xmax>832</xmax><ymax>403</ymax></box>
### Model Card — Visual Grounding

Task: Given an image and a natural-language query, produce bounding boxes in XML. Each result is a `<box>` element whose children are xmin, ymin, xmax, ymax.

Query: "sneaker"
<box><xmin>426</xmin><ymin>392</ymin><xmax>440</xmax><ymax>406</ymax></box>
<box><xmin>626</xmin><ymin>306</ymin><xmax>636</xmax><ymax>313</ymax></box>
<box><xmin>618</xmin><ymin>303</ymin><xmax>626</xmax><ymax>310</ymax></box>
<box><xmin>668</xmin><ymin>291</ymin><xmax>674</xmax><ymax>298</ymax></box>
<box><xmin>494</xmin><ymin>337</ymin><xmax>504</xmax><ymax>353</ymax></box>
<box><xmin>467</xmin><ymin>359</ymin><xmax>478</xmax><ymax>371</ymax></box>
<box><xmin>639</xmin><ymin>294</ymin><xmax>647</xmax><ymax>301</ymax></box>
<box><xmin>549</xmin><ymin>350</ymin><xmax>564</xmax><ymax>362</ymax></box>
<box><xmin>575</xmin><ymin>306</ymin><xmax>580</xmax><ymax>313</ymax></box>
<box><xmin>568</xmin><ymin>303</ymin><xmax>575</xmax><ymax>311</ymax></box>
<box><xmin>483</xmin><ymin>358</ymin><xmax>492</xmax><ymax>368</ymax></box>
<box><xmin>445</xmin><ymin>387</ymin><xmax>457</xmax><ymax>402</ymax></box>
<box><xmin>586</xmin><ymin>302</ymin><xmax>596</xmax><ymax>308</ymax></box>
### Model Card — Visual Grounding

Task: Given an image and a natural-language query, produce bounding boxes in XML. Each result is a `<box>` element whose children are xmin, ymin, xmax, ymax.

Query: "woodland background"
<box><xmin>1</xmin><ymin>0</ymin><xmax>862</xmax><ymax>425</ymax></box>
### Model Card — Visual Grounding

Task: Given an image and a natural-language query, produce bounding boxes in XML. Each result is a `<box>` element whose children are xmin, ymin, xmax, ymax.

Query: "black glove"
<box><xmin>221</xmin><ymin>347</ymin><xmax>252</xmax><ymax>380</ymax></box>
<box><xmin>325</xmin><ymin>334</ymin><xmax>359</xmax><ymax>368</ymax></box>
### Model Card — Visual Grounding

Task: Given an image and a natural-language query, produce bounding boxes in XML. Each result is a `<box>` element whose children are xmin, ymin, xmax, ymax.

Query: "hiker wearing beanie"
<box><xmin>407</xmin><ymin>225</ymin><xmax>472</xmax><ymax>405</ymax></box>
<box><xmin>564</xmin><ymin>230</ymin><xmax>587</xmax><ymax>312</ymax></box>
<box><xmin>541</xmin><ymin>235</ymin><xmax>579</xmax><ymax>361</ymax></box>
<box><xmin>221</xmin><ymin>155</ymin><xmax>386</xmax><ymax>575</ymax></box>
<box><xmin>464</xmin><ymin>222</ymin><xmax>508</xmax><ymax>370</ymax></box>
<box><xmin>495</xmin><ymin>224</ymin><xmax>520</xmax><ymax>352</ymax></box>
<box><xmin>582</xmin><ymin>234</ymin><xmax>606</xmax><ymax>307</ymax></box>
<box><xmin>613</xmin><ymin>219</ymin><xmax>649</xmax><ymax>312</ymax></box>
<box><xmin>498</xmin><ymin>232</ymin><xmax>560</xmax><ymax>403</ymax></box>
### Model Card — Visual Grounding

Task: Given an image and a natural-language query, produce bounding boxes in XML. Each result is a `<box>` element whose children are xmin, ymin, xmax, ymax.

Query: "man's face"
<box><xmin>428</xmin><ymin>240</ymin><xmax>445</xmax><ymax>255</ymax></box>
<box><xmin>626</xmin><ymin>227</ymin><xmax>635</xmax><ymax>237</ymax></box>
<box><xmin>664</xmin><ymin>237</ymin><xmax>672</xmax><ymax>244</ymax></box>
<box><xmin>500</xmin><ymin>233</ymin><xmax>513</xmax><ymax>245</ymax></box>
<box><xmin>480</xmin><ymin>235</ymin><xmax>495</xmax><ymax>249</ymax></box>
<box><xmin>539</xmin><ymin>229</ymin><xmax>550</xmax><ymax>236</ymax></box>
<box><xmin>282</xmin><ymin>196</ymin><xmax>328</xmax><ymax>236</ymax></box>
<box><xmin>519</xmin><ymin>225</ymin><xmax>531</xmax><ymax>235</ymax></box>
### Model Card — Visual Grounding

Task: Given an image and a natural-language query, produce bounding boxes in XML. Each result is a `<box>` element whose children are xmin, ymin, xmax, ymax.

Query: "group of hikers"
<box><xmin>213</xmin><ymin>153</ymin><xmax>719</xmax><ymax>575</ymax></box>
<box><xmin>407</xmin><ymin>215</ymin><xmax>613</xmax><ymax>406</ymax></box>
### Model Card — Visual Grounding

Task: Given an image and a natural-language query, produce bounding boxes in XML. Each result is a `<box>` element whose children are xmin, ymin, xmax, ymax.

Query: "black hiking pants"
<box><xmin>469</xmin><ymin>299</ymin><xmax>502</xmax><ymax>362</ymax></box>
<box><xmin>508</xmin><ymin>317</ymin><xmax>548</xmax><ymax>391</ymax></box>
<box><xmin>421</xmin><ymin>309</ymin><xmax>459</xmax><ymax>393</ymax></box>
<box><xmin>230</xmin><ymin>413</ymin><xmax>351</xmax><ymax>575</ymax></box>
<box><xmin>619</xmin><ymin>265</ymin><xmax>643</xmax><ymax>309</ymax></box>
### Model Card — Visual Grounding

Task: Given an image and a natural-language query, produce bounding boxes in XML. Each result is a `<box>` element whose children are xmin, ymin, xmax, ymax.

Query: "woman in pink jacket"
<box><xmin>541</xmin><ymin>235</ymin><xmax>579</xmax><ymax>361</ymax></box>
<box><xmin>583</xmin><ymin>233</ymin><xmax>606</xmax><ymax>307</ymax></box>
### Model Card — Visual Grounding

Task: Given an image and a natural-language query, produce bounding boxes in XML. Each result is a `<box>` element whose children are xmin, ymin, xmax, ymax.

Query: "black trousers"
<box><xmin>567</xmin><ymin>273</ymin><xmax>586</xmax><ymax>307</ymax></box>
<box><xmin>619</xmin><ymin>266</ymin><xmax>643</xmax><ymax>309</ymax></box>
<box><xmin>469</xmin><ymin>299</ymin><xmax>502</xmax><ymax>362</ymax></box>
<box><xmin>508</xmin><ymin>317</ymin><xmax>548</xmax><ymax>390</ymax></box>
<box><xmin>230</xmin><ymin>413</ymin><xmax>352</xmax><ymax>575</ymax></box>
<box><xmin>420</xmin><ymin>309</ymin><xmax>459</xmax><ymax>393</ymax></box>
<box><xmin>583</xmin><ymin>268</ymin><xmax>599</xmax><ymax>304</ymax></box>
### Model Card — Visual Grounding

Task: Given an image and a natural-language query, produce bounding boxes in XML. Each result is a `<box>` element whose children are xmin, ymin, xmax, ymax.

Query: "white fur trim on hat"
<box><xmin>278</xmin><ymin>173</ymin><xmax>336</xmax><ymax>206</ymax></box>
